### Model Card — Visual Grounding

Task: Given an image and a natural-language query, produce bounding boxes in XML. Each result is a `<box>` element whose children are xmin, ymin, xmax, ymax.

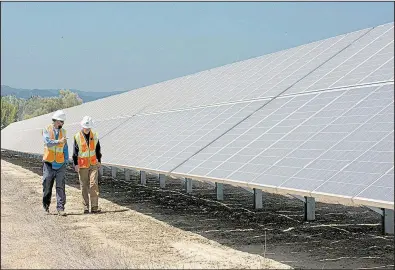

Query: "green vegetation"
<box><xmin>1</xmin><ymin>89</ymin><xmax>82</xmax><ymax>129</ymax></box>
<box><xmin>1</xmin><ymin>97</ymin><xmax>18</xmax><ymax>129</ymax></box>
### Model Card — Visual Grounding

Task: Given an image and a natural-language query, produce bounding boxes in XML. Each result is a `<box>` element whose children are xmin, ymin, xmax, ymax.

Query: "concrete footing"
<box><xmin>304</xmin><ymin>196</ymin><xmax>316</xmax><ymax>221</ymax></box>
<box><xmin>253</xmin><ymin>188</ymin><xmax>263</xmax><ymax>209</ymax></box>
<box><xmin>140</xmin><ymin>171</ymin><xmax>146</xmax><ymax>185</ymax></box>
<box><xmin>215</xmin><ymin>183</ymin><xmax>223</xmax><ymax>201</ymax></box>
<box><xmin>159</xmin><ymin>174</ymin><xmax>166</xmax><ymax>188</ymax></box>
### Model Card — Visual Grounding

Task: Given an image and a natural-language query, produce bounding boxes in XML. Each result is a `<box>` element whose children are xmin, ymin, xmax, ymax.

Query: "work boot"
<box><xmin>91</xmin><ymin>207</ymin><xmax>102</xmax><ymax>214</ymax></box>
<box><xmin>83</xmin><ymin>209</ymin><xmax>89</xmax><ymax>214</ymax></box>
<box><xmin>57</xmin><ymin>210</ymin><xmax>67</xmax><ymax>216</ymax></box>
<box><xmin>43</xmin><ymin>205</ymin><xmax>50</xmax><ymax>214</ymax></box>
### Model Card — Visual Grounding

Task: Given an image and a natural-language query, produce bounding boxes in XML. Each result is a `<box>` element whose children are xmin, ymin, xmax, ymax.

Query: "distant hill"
<box><xmin>1</xmin><ymin>85</ymin><xmax>127</xmax><ymax>102</ymax></box>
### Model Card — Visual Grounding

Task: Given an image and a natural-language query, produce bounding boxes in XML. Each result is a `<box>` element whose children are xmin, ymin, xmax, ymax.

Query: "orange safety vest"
<box><xmin>75</xmin><ymin>130</ymin><xmax>99</xmax><ymax>168</ymax></box>
<box><xmin>43</xmin><ymin>125</ymin><xmax>66</xmax><ymax>163</ymax></box>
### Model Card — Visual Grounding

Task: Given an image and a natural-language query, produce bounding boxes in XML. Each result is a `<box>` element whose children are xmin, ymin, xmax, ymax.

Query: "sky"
<box><xmin>1</xmin><ymin>2</ymin><xmax>394</xmax><ymax>92</ymax></box>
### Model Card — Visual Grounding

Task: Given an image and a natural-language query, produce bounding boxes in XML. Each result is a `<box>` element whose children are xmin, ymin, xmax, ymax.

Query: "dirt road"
<box><xmin>1</xmin><ymin>159</ymin><xmax>290</xmax><ymax>269</ymax></box>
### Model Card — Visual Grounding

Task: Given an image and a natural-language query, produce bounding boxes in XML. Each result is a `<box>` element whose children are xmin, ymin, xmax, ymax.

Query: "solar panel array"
<box><xmin>2</xmin><ymin>22</ymin><xmax>394</xmax><ymax>209</ymax></box>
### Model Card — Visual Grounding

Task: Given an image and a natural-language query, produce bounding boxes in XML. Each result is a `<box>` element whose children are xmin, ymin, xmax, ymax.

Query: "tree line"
<box><xmin>1</xmin><ymin>89</ymin><xmax>82</xmax><ymax>129</ymax></box>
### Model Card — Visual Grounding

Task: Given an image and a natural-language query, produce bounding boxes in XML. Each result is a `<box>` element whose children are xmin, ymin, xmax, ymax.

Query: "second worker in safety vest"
<box><xmin>42</xmin><ymin>110</ymin><xmax>69</xmax><ymax>216</ymax></box>
<box><xmin>72</xmin><ymin>116</ymin><xmax>102</xmax><ymax>214</ymax></box>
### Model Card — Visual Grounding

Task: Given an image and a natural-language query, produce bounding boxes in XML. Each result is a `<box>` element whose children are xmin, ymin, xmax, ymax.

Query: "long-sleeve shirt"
<box><xmin>72</xmin><ymin>131</ymin><xmax>102</xmax><ymax>166</ymax></box>
<box><xmin>42</xmin><ymin>127</ymin><xmax>69</xmax><ymax>169</ymax></box>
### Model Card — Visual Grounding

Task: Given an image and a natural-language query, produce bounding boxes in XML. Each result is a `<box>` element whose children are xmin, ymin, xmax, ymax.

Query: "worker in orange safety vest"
<box><xmin>72</xmin><ymin>116</ymin><xmax>102</xmax><ymax>214</ymax></box>
<box><xmin>42</xmin><ymin>110</ymin><xmax>69</xmax><ymax>216</ymax></box>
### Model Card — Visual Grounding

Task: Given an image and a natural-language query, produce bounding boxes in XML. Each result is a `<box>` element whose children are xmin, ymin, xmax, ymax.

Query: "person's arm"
<box><xmin>96</xmin><ymin>140</ymin><xmax>102</xmax><ymax>163</ymax></box>
<box><xmin>43</xmin><ymin>128</ymin><xmax>60</xmax><ymax>147</ymax></box>
<box><xmin>73</xmin><ymin>138</ymin><xmax>79</xmax><ymax>166</ymax></box>
<box><xmin>63</xmin><ymin>142</ymin><xmax>69</xmax><ymax>165</ymax></box>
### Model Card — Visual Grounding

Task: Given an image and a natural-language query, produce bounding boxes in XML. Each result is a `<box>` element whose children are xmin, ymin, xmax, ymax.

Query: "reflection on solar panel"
<box><xmin>102</xmin><ymin>100</ymin><xmax>268</xmax><ymax>171</ymax></box>
<box><xmin>1</xmin><ymin>22</ymin><xmax>394</xmax><ymax>213</ymax></box>
<box><xmin>172</xmin><ymin>83</ymin><xmax>394</xmax><ymax>208</ymax></box>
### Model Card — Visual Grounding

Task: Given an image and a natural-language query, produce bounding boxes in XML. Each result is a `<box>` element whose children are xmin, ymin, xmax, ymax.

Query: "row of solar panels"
<box><xmin>2</xmin><ymin>22</ymin><xmax>394</xmax><ymax>209</ymax></box>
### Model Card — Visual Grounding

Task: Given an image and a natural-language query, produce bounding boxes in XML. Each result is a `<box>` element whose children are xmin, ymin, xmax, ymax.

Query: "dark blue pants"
<box><xmin>42</xmin><ymin>162</ymin><xmax>66</xmax><ymax>211</ymax></box>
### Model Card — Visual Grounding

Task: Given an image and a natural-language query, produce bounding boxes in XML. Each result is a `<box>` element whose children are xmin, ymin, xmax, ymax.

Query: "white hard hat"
<box><xmin>81</xmin><ymin>116</ymin><xmax>94</xmax><ymax>129</ymax></box>
<box><xmin>52</xmin><ymin>110</ymin><xmax>66</xmax><ymax>121</ymax></box>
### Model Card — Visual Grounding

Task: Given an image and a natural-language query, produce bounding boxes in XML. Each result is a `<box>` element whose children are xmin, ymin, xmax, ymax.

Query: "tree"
<box><xmin>22</xmin><ymin>89</ymin><xmax>83</xmax><ymax>120</ymax></box>
<box><xmin>1</xmin><ymin>95</ymin><xmax>26</xmax><ymax>121</ymax></box>
<box><xmin>22</xmin><ymin>96</ymin><xmax>47</xmax><ymax>120</ymax></box>
<box><xmin>59</xmin><ymin>89</ymin><xmax>83</xmax><ymax>108</ymax></box>
<box><xmin>1</xmin><ymin>97</ymin><xmax>18</xmax><ymax>129</ymax></box>
<box><xmin>1</xmin><ymin>89</ymin><xmax>84</xmax><ymax>123</ymax></box>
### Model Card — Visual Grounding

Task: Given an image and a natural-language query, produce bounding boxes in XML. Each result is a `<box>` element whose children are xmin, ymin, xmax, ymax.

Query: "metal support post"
<box><xmin>383</xmin><ymin>209</ymin><xmax>394</xmax><ymax>235</ymax></box>
<box><xmin>185</xmin><ymin>178</ymin><xmax>193</xmax><ymax>193</ymax></box>
<box><xmin>159</xmin><ymin>174</ymin><xmax>166</xmax><ymax>188</ymax></box>
<box><xmin>125</xmin><ymin>169</ymin><xmax>130</xmax><ymax>181</ymax></box>
<box><xmin>253</xmin><ymin>188</ymin><xmax>263</xmax><ymax>209</ymax></box>
<box><xmin>140</xmin><ymin>171</ymin><xmax>146</xmax><ymax>185</ymax></box>
<box><xmin>304</xmin><ymin>196</ymin><xmax>316</xmax><ymax>221</ymax></box>
<box><xmin>111</xmin><ymin>167</ymin><xmax>117</xmax><ymax>178</ymax></box>
<box><xmin>215</xmin><ymin>183</ymin><xmax>223</xmax><ymax>201</ymax></box>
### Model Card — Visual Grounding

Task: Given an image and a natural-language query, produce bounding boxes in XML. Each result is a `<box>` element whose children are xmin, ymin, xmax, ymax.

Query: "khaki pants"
<box><xmin>78</xmin><ymin>165</ymin><xmax>99</xmax><ymax>210</ymax></box>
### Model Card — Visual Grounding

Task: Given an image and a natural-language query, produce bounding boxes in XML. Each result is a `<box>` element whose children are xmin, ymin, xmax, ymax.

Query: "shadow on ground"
<box><xmin>2</xmin><ymin>152</ymin><xmax>394</xmax><ymax>270</ymax></box>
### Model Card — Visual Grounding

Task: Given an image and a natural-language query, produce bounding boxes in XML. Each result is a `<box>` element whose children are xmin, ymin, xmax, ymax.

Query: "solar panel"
<box><xmin>9</xmin><ymin>114</ymin><xmax>51</xmax><ymax>132</ymax></box>
<box><xmin>1</xmin><ymin>123</ymin><xmax>26</xmax><ymax>151</ymax></box>
<box><xmin>1</xmin><ymin>22</ymin><xmax>393</xmax><ymax>210</ymax></box>
<box><xmin>139</xmin><ymin>27</ymin><xmax>370</xmax><ymax>113</ymax></box>
<box><xmin>285</xmin><ymin>22</ymin><xmax>394</xmax><ymax>95</ymax></box>
<box><xmin>101</xmin><ymin>100</ymin><xmax>269</xmax><ymax>172</ymax></box>
<box><xmin>62</xmin><ymin>117</ymin><xmax>130</xmax><ymax>155</ymax></box>
<box><xmin>172</xmin><ymin>83</ymin><xmax>394</xmax><ymax>207</ymax></box>
<box><xmin>1</xmin><ymin>116</ymin><xmax>131</xmax><ymax>159</ymax></box>
<box><xmin>355</xmin><ymin>166</ymin><xmax>394</xmax><ymax>204</ymax></box>
<box><xmin>3</xmin><ymin>128</ymin><xmax>43</xmax><ymax>154</ymax></box>
<box><xmin>228</xmin><ymin>28</ymin><xmax>371</xmax><ymax>101</ymax></box>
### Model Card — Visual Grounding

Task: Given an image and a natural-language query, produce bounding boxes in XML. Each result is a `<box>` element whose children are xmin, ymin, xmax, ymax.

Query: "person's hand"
<box><xmin>97</xmin><ymin>162</ymin><xmax>101</xmax><ymax>168</ymax></box>
<box><xmin>74</xmin><ymin>165</ymin><xmax>79</xmax><ymax>173</ymax></box>
<box><xmin>58</xmin><ymin>137</ymin><xmax>67</xmax><ymax>144</ymax></box>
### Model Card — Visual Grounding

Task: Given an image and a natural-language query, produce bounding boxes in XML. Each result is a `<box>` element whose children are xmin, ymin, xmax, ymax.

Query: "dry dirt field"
<box><xmin>1</xmin><ymin>151</ymin><xmax>394</xmax><ymax>269</ymax></box>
